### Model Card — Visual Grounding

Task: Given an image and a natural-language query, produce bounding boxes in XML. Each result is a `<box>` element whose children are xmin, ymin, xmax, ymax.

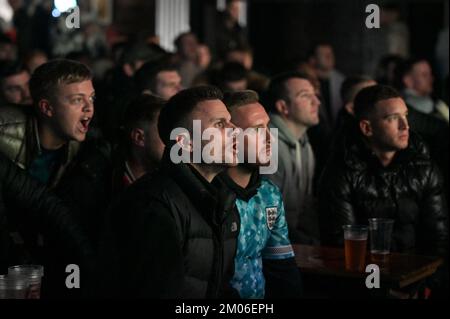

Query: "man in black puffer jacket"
<box><xmin>319</xmin><ymin>85</ymin><xmax>448</xmax><ymax>258</ymax></box>
<box><xmin>97</xmin><ymin>86</ymin><xmax>240</xmax><ymax>298</ymax></box>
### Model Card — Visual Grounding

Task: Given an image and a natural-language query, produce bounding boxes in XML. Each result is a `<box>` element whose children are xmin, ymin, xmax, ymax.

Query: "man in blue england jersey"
<box><xmin>218</xmin><ymin>90</ymin><xmax>302</xmax><ymax>298</ymax></box>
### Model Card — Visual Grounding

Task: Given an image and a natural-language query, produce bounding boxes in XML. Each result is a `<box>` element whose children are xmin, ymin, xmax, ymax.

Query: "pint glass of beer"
<box><xmin>343</xmin><ymin>225</ymin><xmax>368</xmax><ymax>272</ymax></box>
<box><xmin>368</xmin><ymin>218</ymin><xmax>394</xmax><ymax>266</ymax></box>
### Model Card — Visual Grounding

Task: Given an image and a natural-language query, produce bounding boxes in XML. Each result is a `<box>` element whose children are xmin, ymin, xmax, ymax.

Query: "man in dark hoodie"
<box><xmin>219</xmin><ymin>90</ymin><xmax>302</xmax><ymax>299</ymax></box>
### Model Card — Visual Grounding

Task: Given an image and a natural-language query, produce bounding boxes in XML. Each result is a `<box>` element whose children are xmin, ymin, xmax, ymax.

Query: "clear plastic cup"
<box><xmin>0</xmin><ymin>275</ymin><xmax>29</xmax><ymax>299</ymax></box>
<box><xmin>8</xmin><ymin>265</ymin><xmax>44</xmax><ymax>299</ymax></box>
<box><xmin>368</xmin><ymin>218</ymin><xmax>395</xmax><ymax>266</ymax></box>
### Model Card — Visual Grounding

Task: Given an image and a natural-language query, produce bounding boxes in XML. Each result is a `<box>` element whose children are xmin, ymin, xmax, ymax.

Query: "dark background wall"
<box><xmin>245</xmin><ymin>0</ymin><xmax>447</xmax><ymax>75</ymax></box>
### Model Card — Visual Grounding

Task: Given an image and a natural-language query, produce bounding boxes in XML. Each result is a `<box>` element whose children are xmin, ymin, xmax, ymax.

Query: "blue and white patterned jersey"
<box><xmin>230</xmin><ymin>176</ymin><xmax>294</xmax><ymax>299</ymax></box>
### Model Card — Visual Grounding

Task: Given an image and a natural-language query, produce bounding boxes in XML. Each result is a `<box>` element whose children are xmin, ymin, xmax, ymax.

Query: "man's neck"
<box><xmin>284</xmin><ymin>118</ymin><xmax>307</xmax><ymax>141</ymax></box>
<box><xmin>316</xmin><ymin>68</ymin><xmax>332</xmax><ymax>79</ymax></box>
<box><xmin>126</xmin><ymin>156</ymin><xmax>148</xmax><ymax>181</ymax></box>
<box><xmin>38</xmin><ymin>122</ymin><xmax>66</xmax><ymax>151</ymax></box>
<box><xmin>370</xmin><ymin>146</ymin><xmax>397</xmax><ymax>167</ymax></box>
<box><xmin>189</xmin><ymin>163</ymin><xmax>221</xmax><ymax>183</ymax></box>
<box><xmin>127</xmin><ymin>149</ymin><xmax>158</xmax><ymax>180</ymax></box>
<box><xmin>227</xmin><ymin>165</ymin><xmax>253</xmax><ymax>189</ymax></box>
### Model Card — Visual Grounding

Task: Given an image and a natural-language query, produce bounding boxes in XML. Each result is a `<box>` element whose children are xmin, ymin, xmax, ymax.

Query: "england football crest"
<box><xmin>265</xmin><ymin>207</ymin><xmax>278</xmax><ymax>230</ymax></box>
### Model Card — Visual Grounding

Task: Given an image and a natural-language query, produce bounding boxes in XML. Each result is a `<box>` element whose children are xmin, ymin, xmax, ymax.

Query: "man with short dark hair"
<box><xmin>134</xmin><ymin>62</ymin><xmax>182</xmax><ymax>100</ymax></box>
<box><xmin>220</xmin><ymin>90</ymin><xmax>302</xmax><ymax>299</ymax></box>
<box><xmin>214</xmin><ymin>61</ymin><xmax>248</xmax><ymax>92</ymax></box>
<box><xmin>0</xmin><ymin>60</ymin><xmax>31</xmax><ymax>105</ymax></box>
<box><xmin>319</xmin><ymin>85</ymin><xmax>448</xmax><ymax>260</ymax></box>
<box><xmin>100</xmin><ymin>86</ymin><xmax>241</xmax><ymax>298</ymax></box>
<box><xmin>267</xmin><ymin>71</ymin><xmax>321</xmax><ymax>245</ymax></box>
<box><xmin>402</xmin><ymin>58</ymin><xmax>448</xmax><ymax>123</ymax></box>
<box><xmin>111</xmin><ymin>93</ymin><xmax>165</xmax><ymax>194</ymax></box>
<box><xmin>335</xmin><ymin>75</ymin><xmax>377</xmax><ymax>131</ymax></box>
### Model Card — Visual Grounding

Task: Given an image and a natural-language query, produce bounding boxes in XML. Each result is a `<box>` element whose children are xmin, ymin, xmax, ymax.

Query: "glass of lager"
<box><xmin>343</xmin><ymin>225</ymin><xmax>368</xmax><ymax>272</ymax></box>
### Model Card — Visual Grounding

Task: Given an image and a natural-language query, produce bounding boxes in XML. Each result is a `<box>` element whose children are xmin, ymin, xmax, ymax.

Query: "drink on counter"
<box><xmin>343</xmin><ymin>225</ymin><xmax>368</xmax><ymax>272</ymax></box>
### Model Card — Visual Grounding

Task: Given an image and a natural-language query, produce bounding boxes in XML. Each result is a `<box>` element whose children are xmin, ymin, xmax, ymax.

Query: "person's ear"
<box><xmin>403</xmin><ymin>74</ymin><xmax>413</xmax><ymax>89</ymax></box>
<box><xmin>130</xmin><ymin>128</ymin><xmax>145</xmax><ymax>147</ymax></box>
<box><xmin>359</xmin><ymin>119</ymin><xmax>373</xmax><ymax>137</ymax></box>
<box><xmin>345</xmin><ymin>102</ymin><xmax>354</xmax><ymax>115</ymax></box>
<box><xmin>37</xmin><ymin>99</ymin><xmax>53</xmax><ymax>118</ymax></box>
<box><xmin>175</xmin><ymin>132</ymin><xmax>193</xmax><ymax>152</ymax></box>
<box><xmin>123</xmin><ymin>63</ymin><xmax>134</xmax><ymax>77</ymax></box>
<box><xmin>275</xmin><ymin>99</ymin><xmax>289</xmax><ymax>117</ymax></box>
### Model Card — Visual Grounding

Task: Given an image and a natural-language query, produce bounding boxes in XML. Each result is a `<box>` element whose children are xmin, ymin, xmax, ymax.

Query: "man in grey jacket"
<box><xmin>266</xmin><ymin>71</ymin><xmax>321</xmax><ymax>244</ymax></box>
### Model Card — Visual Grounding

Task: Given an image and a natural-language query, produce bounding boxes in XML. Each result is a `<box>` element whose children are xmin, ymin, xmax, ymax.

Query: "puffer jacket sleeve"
<box><xmin>418</xmin><ymin>162</ymin><xmax>449</xmax><ymax>257</ymax></box>
<box><xmin>318</xmin><ymin>163</ymin><xmax>356</xmax><ymax>246</ymax></box>
<box><xmin>0</xmin><ymin>154</ymin><xmax>95</xmax><ymax>270</ymax></box>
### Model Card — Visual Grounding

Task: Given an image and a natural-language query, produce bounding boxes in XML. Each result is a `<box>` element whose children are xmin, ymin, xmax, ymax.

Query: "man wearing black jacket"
<box><xmin>219</xmin><ymin>90</ymin><xmax>302</xmax><ymax>298</ymax></box>
<box><xmin>319</xmin><ymin>85</ymin><xmax>448</xmax><ymax>257</ymax></box>
<box><xmin>99</xmin><ymin>86</ymin><xmax>241</xmax><ymax>298</ymax></box>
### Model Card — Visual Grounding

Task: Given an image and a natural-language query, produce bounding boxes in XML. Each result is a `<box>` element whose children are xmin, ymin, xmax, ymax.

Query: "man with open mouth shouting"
<box><xmin>0</xmin><ymin>59</ymin><xmax>105</xmax><ymax>298</ymax></box>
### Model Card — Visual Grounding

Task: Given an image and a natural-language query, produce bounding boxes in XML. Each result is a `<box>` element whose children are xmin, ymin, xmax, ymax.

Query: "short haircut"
<box><xmin>124</xmin><ymin>93</ymin><xmax>165</xmax><ymax>133</ymax></box>
<box><xmin>225</xmin><ymin>44</ymin><xmax>253</xmax><ymax>57</ymax></box>
<box><xmin>223</xmin><ymin>90</ymin><xmax>259</xmax><ymax>112</ymax></box>
<box><xmin>399</xmin><ymin>57</ymin><xmax>429</xmax><ymax>78</ymax></box>
<box><xmin>340</xmin><ymin>75</ymin><xmax>374</xmax><ymax>105</ymax></box>
<box><xmin>29</xmin><ymin>59</ymin><xmax>92</xmax><ymax>103</ymax></box>
<box><xmin>174</xmin><ymin>32</ymin><xmax>197</xmax><ymax>52</ymax></box>
<box><xmin>216</xmin><ymin>62</ymin><xmax>248</xmax><ymax>88</ymax></box>
<box><xmin>353</xmin><ymin>84</ymin><xmax>402</xmax><ymax>120</ymax></box>
<box><xmin>266</xmin><ymin>71</ymin><xmax>310</xmax><ymax>113</ymax></box>
<box><xmin>119</xmin><ymin>42</ymin><xmax>164</xmax><ymax>66</ymax></box>
<box><xmin>0</xmin><ymin>60</ymin><xmax>27</xmax><ymax>84</ymax></box>
<box><xmin>158</xmin><ymin>85</ymin><xmax>223</xmax><ymax>146</ymax></box>
<box><xmin>134</xmin><ymin>61</ymin><xmax>177</xmax><ymax>94</ymax></box>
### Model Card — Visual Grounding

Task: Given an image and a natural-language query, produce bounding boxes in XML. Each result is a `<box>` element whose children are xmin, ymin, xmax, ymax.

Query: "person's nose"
<box><xmin>399</xmin><ymin>115</ymin><xmax>409</xmax><ymax>131</ymax></box>
<box><xmin>83</xmin><ymin>97</ymin><xmax>94</xmax><ymax>115</ymax></box>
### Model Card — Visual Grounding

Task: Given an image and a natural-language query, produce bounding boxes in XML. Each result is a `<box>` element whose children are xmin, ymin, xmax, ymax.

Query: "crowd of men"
<box><xmin>0</xmin><ymin>0</ymin><xmax>448</xmax><ymax>299</ymax></box>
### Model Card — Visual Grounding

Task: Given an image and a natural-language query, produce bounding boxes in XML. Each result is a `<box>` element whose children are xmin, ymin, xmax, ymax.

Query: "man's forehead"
<box><xmin>375</xmin><ymin>97</ymin><xmax>407</xmax><ymax>114</ymax></box>
<box><xmin>232</xmin><ymin>102</ymin><xmax>266</xmax><ymax>118</ymax></box>
<box><xmin>286</xmin><ymin>78</ymin><xmax>313</xmax><ymax>90</ymax></box>
<box><xmin>193</xmin><ymin>99</ymin><xmax>230</xmax><ymax>118</ymax></box>
<box><xmin>58</xmin><ymin>80</ymin><xmax>94</xmax><ymax>94</ymax></box>
<box><xmin>6</xmin><ymin>71</ymin><xmax>29</xmax><ymax>83</ymax></box>
<box><xmin>158</xmin><ymin>70</ymin><xmax>180</xmax><ymax>79</ymax></box>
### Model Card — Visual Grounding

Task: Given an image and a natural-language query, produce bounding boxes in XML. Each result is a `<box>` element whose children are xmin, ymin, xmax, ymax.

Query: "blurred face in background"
<box><xmin>403</xmin><ymin>61</ymin><xmax>434</xmax><ymax>96</ymax></box>
<box><xmin>314</xmin><ymin>45</ymin><xmax>335</xmax><ymax>73</ymax></box>
<box><xmin>179</xmin><ymin>33</ymin><xmax>199</xmax><ymax>61</ymax></box>
<box><xmin>154</xmin><ymin>70</ymin><xmax>182</xmax><ymax>100</ymax></box>
<box><xmin>1</xmin><ymin>70</ymin><xmax>31</xmax><ymax>105</ymax></box>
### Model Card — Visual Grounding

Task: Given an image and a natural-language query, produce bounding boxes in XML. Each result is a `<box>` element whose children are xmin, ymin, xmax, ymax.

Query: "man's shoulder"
<box><xmin>0</xmin><ymin>105</ymin><xmax>32</xmax><ymax>164</ymax></box>
<box><xmin>0</xmin><ymin>105</ymin><xmax>29</xmax><ymax>128</ymax></box>
<box><xmin>260</xmin><ymin>177</ymin><xmax>282</xmax><ymax>195</ymax></box>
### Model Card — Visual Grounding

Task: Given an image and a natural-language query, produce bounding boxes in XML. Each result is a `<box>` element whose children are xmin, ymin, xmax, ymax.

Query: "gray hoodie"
<box><xmin>269</xmin><ymin>113</ymin><xmax>319</xmax><ymax>244</ymax></box>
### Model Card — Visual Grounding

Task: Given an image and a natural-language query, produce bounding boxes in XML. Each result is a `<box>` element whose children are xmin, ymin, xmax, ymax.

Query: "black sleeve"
<box><xmin>262</xmin><ymin>257</ymin><xmax>303</xmax><ymax>298</ymax></box>
<box><xmin>0</xmin><ymin>155</ymin><xmax>95</xmax><ymax>269</ymax></box>
<box><xmin>418</xmin><ymin>162</ymin><xmax>449</xmax><ymax>257</ymax></box>
<box><xmin>318</xmin><ymin>161</ymin><xmax>355</xmax><ymax>246</ymax></box>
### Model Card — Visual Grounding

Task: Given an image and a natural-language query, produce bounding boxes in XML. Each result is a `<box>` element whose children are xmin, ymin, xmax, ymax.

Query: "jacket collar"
<box><xmin>217</xmin><ymin>168</ymin><xmax>261</xmax><ymax>202</ymax></box>
<box><xmin>342</xmin><ymin>126</ymin><xmax>430</xmax><ymax>171</ymax></box>
<box><xmin>160</xmin><ymin>149</ymin><xmax>236</xmax><ymax>225</ymax></box>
